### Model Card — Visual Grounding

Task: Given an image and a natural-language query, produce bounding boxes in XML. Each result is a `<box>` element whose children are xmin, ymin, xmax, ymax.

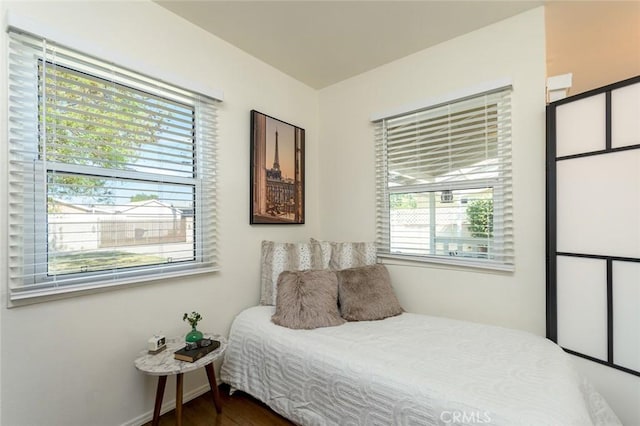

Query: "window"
<box><xmin>7</xmin><ymin>29</ymin><xmax>220</xmax><ymax>301</ymax></box>
<box><xmin>374</xmin><ymin>86</ymin><xmax>514</xmax><ymax>270</ymax></box>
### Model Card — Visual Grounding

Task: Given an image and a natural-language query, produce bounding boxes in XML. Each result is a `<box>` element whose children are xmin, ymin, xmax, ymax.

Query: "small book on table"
<box><xmin>174</xmin><ymin>339</ymin><xmax>220</xmax><ymax>362</ymax></box>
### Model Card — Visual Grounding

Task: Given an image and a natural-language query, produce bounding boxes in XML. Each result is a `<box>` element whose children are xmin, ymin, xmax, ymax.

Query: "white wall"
<box><xmin>0</xmin><ymin>1</ymin><xmax>319</xmax><ymax>425</ymax></box>
<box><xmin>317</xmin><ymin>7</ymin><xmax>640</xmax><ymax>425</ymax></box>
<box><xmin>318</xmin><ymin>8</ymin><xmax>547</xmax><ymax>334</ymax></box>
<box><xmin>1</xmin><ymin>3</ymin><xmax>638</xmax><ymax>426</ymax></box>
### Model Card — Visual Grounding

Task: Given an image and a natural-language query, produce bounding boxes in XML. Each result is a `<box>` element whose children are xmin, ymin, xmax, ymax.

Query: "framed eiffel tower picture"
<box><xmin>250</xmin><ymin>110</ymin><xmax>305</xmax><ymax>224</ymax></box>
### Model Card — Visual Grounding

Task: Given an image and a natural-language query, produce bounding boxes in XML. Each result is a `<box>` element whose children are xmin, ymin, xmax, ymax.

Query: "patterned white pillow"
<box><xmin>310</xmin><ymin>238</ymin><xmax>377</xmax><ymax>270</ymax></box>
<box><xmin>260</xmin><ymin>240</ymin><xmax>326</xmax><ymax>305</ymax></box>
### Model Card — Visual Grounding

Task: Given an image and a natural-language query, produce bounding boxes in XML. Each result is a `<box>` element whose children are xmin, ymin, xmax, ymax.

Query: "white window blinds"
<box><xmin>7</xmin><ymin>28</ymin><xmax>220</xmax><ymax>301</ymax></box>
<box><xmin>374</xmin><ymin>86</ymin><xmax>514</xmax><ymax>270</ymax></box>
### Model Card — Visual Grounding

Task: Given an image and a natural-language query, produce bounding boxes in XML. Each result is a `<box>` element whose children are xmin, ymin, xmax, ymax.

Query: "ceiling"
<box><xmin>155</xmin><ymin>1</ymin><xmax>543</xmax><ymax>89</ymax></box>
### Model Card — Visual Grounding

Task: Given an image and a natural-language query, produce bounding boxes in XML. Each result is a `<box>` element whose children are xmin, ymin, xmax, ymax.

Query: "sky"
<box><xmin>265</xmin><ymin>115</ymin><xmax>297</xmax><ymax>180</ymax></box>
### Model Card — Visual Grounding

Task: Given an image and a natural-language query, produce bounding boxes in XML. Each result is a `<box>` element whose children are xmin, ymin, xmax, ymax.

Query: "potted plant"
<box><xmin>466</xmin><ymin>199</ymin><xmax>493</xmax><ymax>256</ymax></box>
<box><xmin>183</xmin><ymin>311</ymin><xmax>203</xmax><ymax>343</ymax></box>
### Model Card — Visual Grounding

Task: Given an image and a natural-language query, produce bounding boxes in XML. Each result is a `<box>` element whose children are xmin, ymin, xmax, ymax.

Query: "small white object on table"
<box><xmin>134</xmin><ymin>334</ymin><xmax>227</xmax><ymax>426</ymax></box>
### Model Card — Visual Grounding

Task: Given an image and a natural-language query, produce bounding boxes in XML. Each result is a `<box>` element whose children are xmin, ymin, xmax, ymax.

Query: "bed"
<box><xmin>220</xmin><ymin>240</ymin><xmax>620</xmax><ymax>425</ymax></box>
<box><xmin>220</xmin><ymin>306</ymin><xmax>620</xmax><ymax>426</ymax></box>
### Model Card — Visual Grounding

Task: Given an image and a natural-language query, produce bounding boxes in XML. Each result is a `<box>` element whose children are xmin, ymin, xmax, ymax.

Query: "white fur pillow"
<box><xmin>260</xmin><ymin>240</ymin><xmax>326</xmax><ymax>305</ymax></box>
<box><xmin>311</xmin><ymin>238</ymin><xmax>377</xmax><ymax>270</ymax></box>
<box><xmin>272</xmin><ymin>270</ymin><xmax>345</xmax><ymax>329</ymax></box>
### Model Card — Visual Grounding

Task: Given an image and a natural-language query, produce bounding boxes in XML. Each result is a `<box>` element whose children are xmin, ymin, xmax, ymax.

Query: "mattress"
<box><xmin>220</xmin><ymin>306</ymin><xmax>620</xmax><ymax>426</ymax></box>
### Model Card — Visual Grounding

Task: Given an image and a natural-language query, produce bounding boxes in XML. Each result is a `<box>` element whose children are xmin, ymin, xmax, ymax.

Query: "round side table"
<box><xmin>134</xmin><ymin>334</ymin><xmax>227</xmax><ymax>426</ymax></box>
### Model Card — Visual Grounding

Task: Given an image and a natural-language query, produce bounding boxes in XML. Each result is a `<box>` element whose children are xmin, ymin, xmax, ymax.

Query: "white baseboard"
<box><xmin>120</xmin><ymin>383</ymin><xmax>213</xmax><ymax>426</ymax></box>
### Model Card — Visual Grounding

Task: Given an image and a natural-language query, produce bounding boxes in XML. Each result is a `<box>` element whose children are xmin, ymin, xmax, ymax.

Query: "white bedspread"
<box><xmin>220</xmin><ymin>306</ymin><xmax>620</xmax><ymax>426</ymax></box>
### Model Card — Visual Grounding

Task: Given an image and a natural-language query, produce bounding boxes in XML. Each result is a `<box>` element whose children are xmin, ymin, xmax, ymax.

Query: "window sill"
<box><xmin>7</xmin><ymin>267</ymin><xmax>219</xmax><ymax>308</ymax></box>
<box><xmin>377</xmin><ymin>253</ymin><xmax>515</xmax><ymax>273</ymax></box>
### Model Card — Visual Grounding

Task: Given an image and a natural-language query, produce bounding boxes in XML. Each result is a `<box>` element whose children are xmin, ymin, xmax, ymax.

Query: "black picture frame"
<box><xmin>250</xmin><ymin>110</ymin><xmax>305</xmax><ymax>224</ymax></box>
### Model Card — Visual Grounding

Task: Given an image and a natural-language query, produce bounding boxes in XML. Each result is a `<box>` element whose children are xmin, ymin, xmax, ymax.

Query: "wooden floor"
<box><xmin>143</xmin><ymin>384</ymin><xmax>295</xmax><ymax>426</ymax></box>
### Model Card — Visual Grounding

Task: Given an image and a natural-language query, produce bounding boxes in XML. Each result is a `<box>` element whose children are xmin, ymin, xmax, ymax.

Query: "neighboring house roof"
<box><xmin>49</xmin><ymin>198</ymin><xmax>183</xmax><ymax>216</ymax></box>
<box><xmin>118</xmin><ymin>199</ymin><xmax>178</xmax><ymax>214</ymax></box>
<box><xmin>48</xmin><ymin>199</ymin><xmax>112</xmax><ymax>214</ymax></box>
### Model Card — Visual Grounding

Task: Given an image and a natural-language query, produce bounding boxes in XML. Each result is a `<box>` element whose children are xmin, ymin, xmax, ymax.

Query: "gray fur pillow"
<box><xmin>272</xmin><ymin>270</ymin><xmax>345</xmax><ymax>329</ymax></box>
<box><xmin>260</xmin><ymin>240</ymin><xmax>326</xmax><ymax>306</ymax></box>
<box><xmin>336</xmin><ymin>264</ymin><xmax>403</xmax><ymax>321</ymax></box>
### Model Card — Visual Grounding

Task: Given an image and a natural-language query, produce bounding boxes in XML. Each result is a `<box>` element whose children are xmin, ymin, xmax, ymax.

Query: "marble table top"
<box><xmin>134</xmin><ymin>333</ymin><xmax>227</xmax><ymax>376</ymax></box>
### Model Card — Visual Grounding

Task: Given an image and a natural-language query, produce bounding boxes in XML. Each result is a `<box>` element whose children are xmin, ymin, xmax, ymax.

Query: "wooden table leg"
<box><xmin>176</xmin><ymin>373</ymin><xmax>184</xmax><ymax>426</ymax></box>
<box><xmin>204</xmin><ymin>363</ymin><xmax>222</xmax><ymax>413</ymax></box>
<box><xmin>152</xmin><ymin>375</ymin><xmax>167</xmax><ymax>426</ymax></box>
